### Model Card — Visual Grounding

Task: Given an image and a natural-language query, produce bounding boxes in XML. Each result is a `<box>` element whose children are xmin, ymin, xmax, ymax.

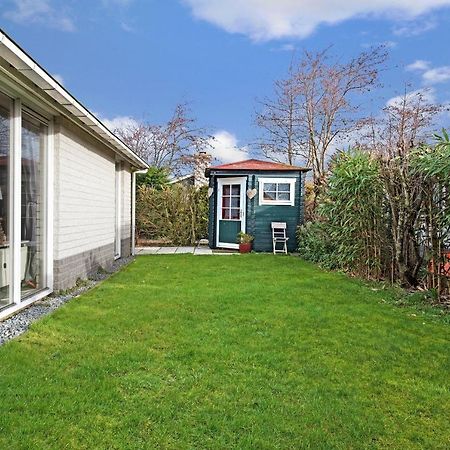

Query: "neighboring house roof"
<box><xmin>0</xmin><ymin>29</ymin><xmax>148</xmax><ymax>170</ymax></box>
<box><xmin>206</xmin><ymin>159</ymin><xmax>310</xmax><ymax>175</ymax></box>
<box><xmin>168</xmin><ymin>174</ymin><xmax>195</xmax><ymax>184</ymax></box>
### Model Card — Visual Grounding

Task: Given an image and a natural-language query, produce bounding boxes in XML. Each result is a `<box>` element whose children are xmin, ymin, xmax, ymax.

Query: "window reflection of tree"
<box><xmin>21</xmin><ymin>116</ymin><xmax>42</xmax><ymax>291</ymax></box>
<box><xmin>0</xmin><ymin>105</ymin><xmax>9</xmax><ymax>243</ymax></box>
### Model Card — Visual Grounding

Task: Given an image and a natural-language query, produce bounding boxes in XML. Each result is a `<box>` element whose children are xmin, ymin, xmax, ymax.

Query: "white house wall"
<box><xmin>53</xmin><ymin>117</ymin><xmax>133</xmax><ymax>290</ymax></box>
<box><xmin>0</xmin><ymin>31</ymin><xmax>148</xmax><ymax>318</ymax></box>
<box><xmin>121</xmin><ymin>162</ymin><xmax>132</xmax><ymax>256</ymax></box>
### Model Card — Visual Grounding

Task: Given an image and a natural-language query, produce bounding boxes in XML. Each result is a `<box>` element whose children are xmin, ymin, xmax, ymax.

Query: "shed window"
<box><xmin>259</xmin><ymin>178</ymin><xmax>296</xmax><ymax>206</ymax></box>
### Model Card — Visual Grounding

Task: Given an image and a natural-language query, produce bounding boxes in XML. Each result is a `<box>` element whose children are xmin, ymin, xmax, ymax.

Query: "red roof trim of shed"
<box><xmin>208</xmin><ymin>159</ymin><xmax>310</xmax><ymax>173</ymax></box>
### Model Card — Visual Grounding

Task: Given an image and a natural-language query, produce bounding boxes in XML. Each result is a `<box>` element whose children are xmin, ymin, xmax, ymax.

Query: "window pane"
<box><xmin>223</xmin><ymin>185</ymin><xmax>230</xmax><ymax>196</ymax></box>
<box><xmin>222</xmin><ymin>197</ymin><xmax>230</xmax><ymax>208</ymax></box>
<box><xmin>264</xmin><ymin>183</ymin><xmax>276</xmax><ymax>192</ymax></box>
<box><xmin>222</xmin><ymin>208</ymin><xmax>230</xmax><ymax>220</ymax></box>
<box><xmin>231</xmin><ymin>185</ymin><xmax>240</xmax><ymax>195</ymax></box>
<box><xmin>263</xmin><ymin>191</ymin><xmax>276</xmax><ymax>200</ymax></box>
<box><xmin>277</xmin><ymin>183</ymin><xmax>291</xmax><ymax>192</ymax></box>
<box><xmin>0</xmin><ymin>92</ymin><xmax>11</xmax><ymax>309</ymax></box>
<box><xmin>231</xmin><ymin>197</ymin><xmax>240</xmax><ymax>208</ymax></box>
<box><xmin>21</xmin><ymin>113</ymin><xmax>46</xmax><ymax>299</ymax></box>
<box><xmin>278</xmin><ymin>192</ymin><xmax>291</xmax><ymax>201</ymax></box>
<box><xmin>230</xmin><ymin>208</ymin><xmax>240</xmax><ymax>219</ymax></box>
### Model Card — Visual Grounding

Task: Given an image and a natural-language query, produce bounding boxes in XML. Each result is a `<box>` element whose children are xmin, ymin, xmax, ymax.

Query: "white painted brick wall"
<box><xmin>121</xmin><ymin>162</ymin><xmax>132</xmax><ymax>240</ymax></box>
<box><xmin>54</xmin><ymin>118</ymin><xmax>132</xmax><ymax>261</ymax></box>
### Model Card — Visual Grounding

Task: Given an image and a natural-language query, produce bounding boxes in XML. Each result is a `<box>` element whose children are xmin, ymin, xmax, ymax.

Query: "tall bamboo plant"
<box><xmin>412</xmin><ymin>132</ymin><xmax>450</xmax><ymax>297</ymax></box>
<box><xmin>298</xmin><ymin>136</ymin><xmax>450</xmax><ymax>301</ymax></box>
<box><xmin>299</xmin><ymin>150</ymin><xmax>388</xmax><ymax>279</ymax></box>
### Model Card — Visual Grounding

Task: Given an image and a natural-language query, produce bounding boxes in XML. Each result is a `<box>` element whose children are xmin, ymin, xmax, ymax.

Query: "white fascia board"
<box><xmin>0</xmin><ymin>30</ymin><xmax>149</xmax><ymax>170</ymax></box>
<box><xmin>169</xmin><ymin>174</ymin><xmax>193</xmax><ymax>184</ymax></box>
<box><xmin>0</xmin><ymin>33</ymin><xmax>34</xmax><ymax>70</ymax></box>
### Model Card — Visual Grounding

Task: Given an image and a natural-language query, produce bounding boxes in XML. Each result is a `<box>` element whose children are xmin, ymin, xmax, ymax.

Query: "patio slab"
<box><xmin>193</xmin><ymin>247</ymin><xmax>213</xmax><ymax>255</ymax></box>
<box><xmin>212</xmin><ymin>252</ymin><xmax>238</xmax><ymax>255</ymax></box>
<box><xmin>156</xmin><ymin>247</ymin><xmax>178</xmax><ymax>254</ymax></box>
<box><xmin>136</xmin><ymin>247</ymin><xmax>161</xmax><ymax>254</ymax></box>
<box><xmin>175</xmin><ymin>247</ymin><xmax>196</xmax><ymax>254</ymax></box>
<box><xmin>136</xmin><ymin>246</ymin><xmax>237</xmax><ymax>256</ymax></box>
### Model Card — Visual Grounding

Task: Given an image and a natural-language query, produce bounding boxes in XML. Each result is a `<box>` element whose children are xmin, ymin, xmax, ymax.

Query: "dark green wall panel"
<box><xmin>218</xmin><ymin>220</ymin><xmax>241</xmax><ymax>244</ymax></box>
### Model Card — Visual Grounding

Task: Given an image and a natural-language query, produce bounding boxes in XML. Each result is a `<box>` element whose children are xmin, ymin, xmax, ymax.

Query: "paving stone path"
<box><xmin>135</xmin><ymin>246</ymin><xmax>238</xmax><ymax>255</ymax></box>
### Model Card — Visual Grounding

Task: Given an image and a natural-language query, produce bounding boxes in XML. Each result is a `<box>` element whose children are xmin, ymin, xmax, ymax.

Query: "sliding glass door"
<box><xmin>0</xmin><ymin>88</ymin><xmax>50</xmax><ymax>313</ymax></box>
<box><xmin>0</xmin><ymin>92</ymin><xmax>11</xmax><ymax>309</ymax></box>
<box><xmin>21</xmin><ymin>112</ymin><xmax>46</xmax><ymax>299</ymax></box>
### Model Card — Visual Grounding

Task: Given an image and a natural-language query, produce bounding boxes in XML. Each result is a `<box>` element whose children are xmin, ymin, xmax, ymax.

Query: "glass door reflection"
<box><xmin>0</xmin><ymin>92</ymin><xmax>11</xmax><ymax>309</ymax></box>
<box><xmin>21</xmin><ymin>112</ymin><xmax>46</xmax><ymax>299</ymax></box>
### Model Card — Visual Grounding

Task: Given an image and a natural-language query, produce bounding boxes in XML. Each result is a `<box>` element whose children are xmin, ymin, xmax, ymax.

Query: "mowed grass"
<box><xmin>0</xmin><ymin>255</ymin><xmax>449</xmax><ymax>449</ymax></box>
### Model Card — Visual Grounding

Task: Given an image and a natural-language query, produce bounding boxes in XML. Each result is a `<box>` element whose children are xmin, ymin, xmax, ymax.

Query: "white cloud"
<box><xmin>392</xmin><ymin>18</ymin><xmax>437</xmax><ymax>36</ymax></box>
<box><xmin>3</xmin><ymin>0</ymin><xmax>75</xmax><ymax>32</ymax></box>
<box><xmin>362</xmin><ymin>40</ymin><xmax>397</xmax><ymax>49</ymax></box>
<box><xmin>101</xmin><ymin>115</ymin><xmax>139</xmax><ymax>132</ymax></box>
<box><xmin>406</xmin><ymin>60</ymin><xmax>430</xmax><ymax>71</ymax></box>
<box><xmin>386</xmin><ymin>88</ymin><xmax>437</xmax><ymax>108</ymax></box>
<box><xmin>52</xmin><ymin>73</ymin><xmax>64</xmax><ymax>85</ymax></box>
<box><xmin>423</xmin><ymin>66</ymin><xmax>450</xmax><ymax>84</ymax></box>
<box><xmin>208</xmin><ymin>131</ymin><xmax>249</xmax><ymax>163</ymax></box>
<box><xmin>278</xmin><ymin>43</ymin><xmax>296</xmax><ymax>52</ymax></box>
<box><xmin>383</xmin><ymin>40</ymin><xmax>398</xmax><ymax>49</ymax></box>
<box><xmin>270</xmin><ymin>43</ymin><xmax>297</xmax><ymax>52</ymax></box>
<box><xmin>102</xmin><ymin>0</ymin><xmax>135</xmax><ymax>5</ymax></box>
<box><xmin>183</xmin><ymin>0</ymin><xmax>450</xmax><ymax>41</ymax></box>
<box><xmin>405</xmin><ymin>60</ymin><xmax>450</xmax><ymax>85</ymax></box>
<box><xmin>120</xmin><ymin>22</ymin><xmax>135</xmax><ymax>33</ymax></box>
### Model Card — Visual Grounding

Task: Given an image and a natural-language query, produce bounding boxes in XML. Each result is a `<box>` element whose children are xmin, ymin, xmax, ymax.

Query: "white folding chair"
<box><xmin>271</xmin><ymin>222</ymin><xmax>289</xmax><ymax>254</ymax></box>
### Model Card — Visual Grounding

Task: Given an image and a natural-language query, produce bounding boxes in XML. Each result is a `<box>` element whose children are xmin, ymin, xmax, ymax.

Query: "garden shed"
<box><xmin>206</xmin><ymin>159</ymin><xmax>310</xmax><ymax>252</ymax></box>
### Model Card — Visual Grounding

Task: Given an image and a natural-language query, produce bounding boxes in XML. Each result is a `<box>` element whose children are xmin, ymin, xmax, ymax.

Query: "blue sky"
<box><xmin>1</xmin><ymin>0</ymin><xmax>450</xmax><ymax>162</ymax></box>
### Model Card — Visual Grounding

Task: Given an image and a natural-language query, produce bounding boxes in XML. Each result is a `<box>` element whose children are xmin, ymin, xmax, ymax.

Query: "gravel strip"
<box><xmin>0</xmin><ymin>256</ymin><xmax>134</xmax><ymax>346</ymax></box>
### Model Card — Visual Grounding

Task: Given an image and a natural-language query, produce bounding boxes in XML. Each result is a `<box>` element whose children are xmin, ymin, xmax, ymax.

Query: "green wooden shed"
<box><xmin>205</xmin><ymin>159</ymin><xmax>310</xmax><ymax>252</ymax></box>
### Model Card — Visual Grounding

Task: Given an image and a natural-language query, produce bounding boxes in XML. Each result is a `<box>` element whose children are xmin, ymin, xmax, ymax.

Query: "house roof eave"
<box><xmin>0</xmin><ymin>29</ymin><xmax>149</xmax><ymax>171</ymax></box>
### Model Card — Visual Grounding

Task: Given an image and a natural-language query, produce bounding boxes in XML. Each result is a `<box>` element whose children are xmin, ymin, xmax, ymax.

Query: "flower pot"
<box><xmin>239</xmin><ymin>243</ymin><xmax>252</xmax><ymax>253</ymax></box>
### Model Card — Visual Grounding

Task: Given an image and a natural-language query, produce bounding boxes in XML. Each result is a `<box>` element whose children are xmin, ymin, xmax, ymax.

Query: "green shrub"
<box><xmin>297</xmin><ymin>222</ymin><xmax>337</xmax><ymax>268</ymax></box>
<box><xmin>136</xmin><ymin>184</ymin><xmax>208</xmax><ymax>245</ymax></box>
<box><xmin>298</xmin><ymin>149</ymin><xmax>388</xmax><ymax>278</ymax></box>
<box><xmin>136</xmin><ymin>166</ymin><xmax>170</xmax><ymax>189</ymax></box>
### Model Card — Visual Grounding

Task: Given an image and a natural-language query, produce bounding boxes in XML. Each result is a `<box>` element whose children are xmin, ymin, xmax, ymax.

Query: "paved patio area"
<box><xmin>135</xmin><ymin>246</ymin><xmax>238</xmax><ymax>255</ymax></box>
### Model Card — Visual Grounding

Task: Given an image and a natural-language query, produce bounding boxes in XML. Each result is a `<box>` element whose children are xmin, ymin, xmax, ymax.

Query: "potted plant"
<box><xmin>237</xmin><ymin>231</ymin><xmax>254</xmax><ymax>253</ymax></box>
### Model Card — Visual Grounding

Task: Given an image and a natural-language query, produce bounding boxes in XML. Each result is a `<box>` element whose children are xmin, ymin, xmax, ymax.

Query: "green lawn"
<box><xmin>0</xmin><ymin>255</ymin><xmax>449</xmax><ymax>449</ymax></box>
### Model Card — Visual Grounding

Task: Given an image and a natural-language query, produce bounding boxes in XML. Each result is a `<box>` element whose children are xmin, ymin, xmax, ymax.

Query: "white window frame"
<box><xmin>216</xmin><ymin>177</ymin><xmax>247</xmax><ymax>250</ymax></box>
<box><xmin>258</xmin><ymin>177</ymin><xmax>296</xmax><ymax>206</ymax></box>
<box><xmin>0</xmin><ymin>89</ymin><xmax>54</xmax><ymax>320</ymax></box>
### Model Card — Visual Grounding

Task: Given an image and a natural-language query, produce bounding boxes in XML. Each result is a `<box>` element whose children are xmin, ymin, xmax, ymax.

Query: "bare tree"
<box><xmin>363</xmin><ymin>89</ymin><xmax>442</xmax><ymax>287</ymax></box>
<box><xmin>256</xmin><ymin>46</ymin><xmax>388</xmax><ymax>186</ymax></box>
<box><xmin>256</xmin><ymin>65</ymin><xmax>303</xmax><ymax>165</ymax></box>
<box><xmin>362</xmin><ymin>89</ymin><xmax>441</xmax><ymax>157</ymax></box>
<box><xmin>116</xmin><ymin>103</ymin><xmax>212</xmax><ymax>176</ymax></box>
